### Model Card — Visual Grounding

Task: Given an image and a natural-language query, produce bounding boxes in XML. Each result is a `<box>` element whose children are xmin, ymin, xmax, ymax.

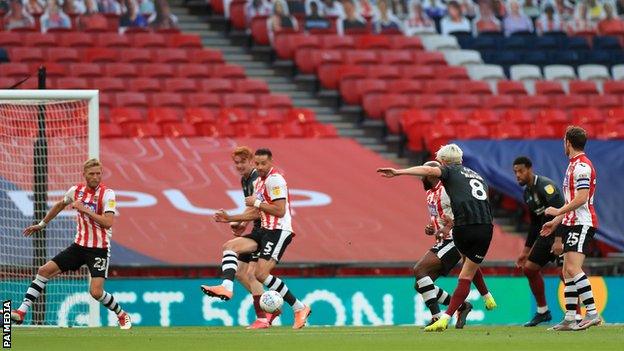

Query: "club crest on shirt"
<box><xmin>544</xmin><ymin>184</ymin><xmax>555</xmax><ymax>195</ymax></box>
<box><xmin>77</xmin><ymin>191</ymin><xmax>84</xmax><ymax>198</ymax></box>
<box><xmin>271</xmin><ymin>187</ymin><xmax>281</xmax><ymax>197</ymax></box>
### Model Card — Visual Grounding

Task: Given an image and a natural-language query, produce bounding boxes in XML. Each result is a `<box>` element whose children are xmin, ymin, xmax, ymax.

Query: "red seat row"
<box><xmin>0</xmin><ymin>32</ymin><xmax>201</xmax><ymax>49</ymax></box>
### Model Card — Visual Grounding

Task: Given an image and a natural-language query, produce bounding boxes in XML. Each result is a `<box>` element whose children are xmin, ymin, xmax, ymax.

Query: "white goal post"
<box><xmin>0</xmin><ymin>89</ymin><xmax>101</xmax><ymax>327</ymax></box>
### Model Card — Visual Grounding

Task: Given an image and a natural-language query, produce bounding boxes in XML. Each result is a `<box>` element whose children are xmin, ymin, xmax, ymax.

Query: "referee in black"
<box><xmin>512</xmin><ymin>156</ymin><xmax>565</xmax><ymax>327</ymax></box>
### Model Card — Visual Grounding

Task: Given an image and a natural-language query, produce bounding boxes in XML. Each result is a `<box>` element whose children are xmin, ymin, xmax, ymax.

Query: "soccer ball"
<box><xmin>259</xmin><ymin>290</ymin><xmax>283</xmax><ymax>313</ymax></box>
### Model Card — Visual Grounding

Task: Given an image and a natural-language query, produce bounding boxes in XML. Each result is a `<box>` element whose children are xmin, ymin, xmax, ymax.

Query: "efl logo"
<box><xmin>2</xmin><ymin>300</ymin><xmax>10</xmax><ymax>349</ymax></box>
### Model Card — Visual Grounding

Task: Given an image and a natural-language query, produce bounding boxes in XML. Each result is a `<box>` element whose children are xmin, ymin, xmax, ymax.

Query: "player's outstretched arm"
<box><xmin>544</xmin><ymin>189</ymin><xmax>589</xmax><ymax>218</ymax></box>
<box><xmin>377</xmin><ymin>166</ymin><xmax>442</xmax><ymax>178</ymax></box>
<box><xmin>23</xmin><ymin>200</ymin><xmax>67</xmax><ymax>236</ymax></box>
<box><xmin>540</xmin><ymin>214</ymin><xmax>564</xmax><ymax>237</ymax></box>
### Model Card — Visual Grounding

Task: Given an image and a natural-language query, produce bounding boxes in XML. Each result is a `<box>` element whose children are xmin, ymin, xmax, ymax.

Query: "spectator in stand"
<box><xmin>304</xmin><ymin>0</ymin><xmax>331</xmax><ymax>30</ymax></box>
<box><xmin>356</xmin><ymin>0</ymin><xmax>376</xmax><ymax>18</ymax></box>
<box><xmin>98</xmin><ymin>0</ymin><xmax>122</xmax><ymax>14</ymax></box>
<box><xmin>390</xmin><ymin>0</ymin><xmax>409</xmax><ymax>20</ymax></box>
<box><xmin>502</xmin><ymin>0</ymin><xmax>533</xmax><ymax>36</ymax></box>
<box><xmin>338</xmin><ymin>0</ymin><xmax>366</xmax><ymax>34</ymax></box>
<box><xmin>148</xmin><ymin>0</ymin><xmax>178</xmax><ymax>30</ymax></box>
<box><xmin>25</xmin><ymin>0</ymin><xmax>44</xmax><ymax>15</ymax></box>
<box><xmin>322</xmin><ymin>0</ymin><xmax>345</xmax><ymax>18</ymax></box>
<box><xmin>268</xmin><ymin>0</ymin><xmax>298</xmax><ymax>42</ymax></box>
<box><xmin>536</xmin><ymin>4</ymin><xmax>562</xmax><ymax>34</ymax></box>
<box><xmin>0</xmin><ymin>1</ymin><xmax>9</xmax><ymax>14</ymax></box>
<box><xmin>617</xmin><ymin>0</ymin><xmax>624</xmax><ymax>18</ymax></box>
<box><xmin>404</xmin><ymin>0</ymin><xmax>436</xmax><ymax>35</ymax></box>
<box><xmin>373</xmin><ymin>0</ymin><xmax>403</xmax><ymax>32</ymax></box>
<box><xmin>522</xmin><ymin>0</ymin><xmax>540</xmax><ymax>19</ymax></box>
<box><xmin>4</xmin><ymin>0</ymin><xmax>35</xmax><ymax>31</ymax></box>
<box><xmin>78</xmin><ymin>0</ymin><xmax>107</xmax><ymax>29</ymax></box>
<box><xmin>598</xmin><ymin>2</ymin><xmax>623</xmax><ymax>34</ymax></box>
<box><xmin>423</xmin><ymin>0</ymin><xmax>446</xmax><ymax>22</ymax></box>
<box><xmin>458</xmin><ymin>0</ymin><xmax>475</xmax><ymax>19</ymax></box>
<box><xmin>63</xmin><ymin>0</ymin><xmax>87</xmax><ymax>15</ymax></box>
<box><xmin>40</xmin><ymin>0</ymin><xmax>72</xmax><ymax>32</ymax></box>
<box><xmin>286</xmin><ymin>0</ymin><xmax>306</xmax><ymax>15</ymax></box>
<box><xmin>587</xmin><ymin>0</ymin><xmax>605</xmax><ymax>22</ymax></box>
<box><xmin>247</xmin><ymin>0</ymin><xmax>272</xmax><ymax>25</ymax></box>
<box><xmin>137</xmin><ymin>0</ymin><xmax>155</xmax><ymax>14</ymax></box>
<box><xmin>491</xmin><ymin>0</ymin><xmax>506</xmax><ymax>18</ymax></box>
<box><xmin>120</xmin><ymin>0</ymin><xmax>148</xmax><ymax>28</ymax></box>
<box><xmin>567</xmin><ymin>1</ymin><xmax>595</xmax><ymax>34</ymax></box>
<box><xmin>552</xmin><ymin>0</ymin><xmax>574</xmax><ymax>22</ymax></box>
<box><xmin>440</xmin><ymin>0</ymin><xmax>470</xmax><ymax>35</ymax></box>
<box><xmin>474</xmin><ymin>0</ymin><xmax>501</xmax><ymax>34</ymax></box>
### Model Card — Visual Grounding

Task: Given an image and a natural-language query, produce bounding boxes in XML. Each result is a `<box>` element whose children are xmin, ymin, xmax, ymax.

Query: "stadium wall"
<box><xmin>4</xmin><ymin>276</ymin><xmax>622</xmax><ymax>327</ymax></box>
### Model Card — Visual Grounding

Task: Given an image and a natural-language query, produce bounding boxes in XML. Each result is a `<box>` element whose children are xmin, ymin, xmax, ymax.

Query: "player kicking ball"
<box><xmin>11</xmin><ymin>159</ymin><xmax>131</xmax><ymax>329</ymax></box>
<box><xmin>541</xmin><ymin>126</ymin><xmax>602</xmax><ymax>331</ymax></box>
<box><xmin>379</xmin><ymin>144</ymin><xmax>495</xmax><ymax>332</ymax></box>
<box><xmin>415</xmin><ymin>161</ymin><xmax>497</xmax><ymax>328</ymax></box>
<box><xmin>202</xmin><ymin>148</ymin><xmax>311</xmax><ymax>329</ymax></box>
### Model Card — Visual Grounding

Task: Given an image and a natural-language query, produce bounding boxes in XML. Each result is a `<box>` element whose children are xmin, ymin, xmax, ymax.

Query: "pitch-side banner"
<box><xmin>4</xmin><ymin>276</ymin><xmax>622</xmax><ymax>327</ymax></box>
<box><xmin>2</xmin><ymin>138</ymin><xmax>525</xmax><ymax>265</ymax></box>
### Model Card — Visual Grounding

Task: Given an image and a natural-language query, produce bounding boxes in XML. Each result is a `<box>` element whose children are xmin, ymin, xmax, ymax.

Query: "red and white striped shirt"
<box><xmin>63</xmin><ymin>184</ymin><xmax>116</xmax><ymax>248</ymax></box>
<box><xmin>254</xmin><ymin>168</ymin><xmax>293</xmax><ymax>232</ymax></box>
<box><xmin>562</xmin><ymin>153</ymin><xmax>598</xmax><ymax>228</ymax></box>
<box><xmin>426</xmin><ymin>181</ymin><xmax>454</xmax><ymax>241</ymax></box>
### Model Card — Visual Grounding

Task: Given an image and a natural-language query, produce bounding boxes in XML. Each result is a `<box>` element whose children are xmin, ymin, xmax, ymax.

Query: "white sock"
<box><xmin>537</xmin><ymin>305</ymin><xmax>549</xmax><ymax>314</ymax></box>
<box><xmin>221</xmin><ymin>280</ymin><xmax>234</xmax><ymax>292</ymax></box>
<box><xmin>432</xmin><ymin>312</ymin><xmax>442</xmax><ymax>319</ymax></box>
<box><xmin>292</xmin><ymin>299</ymin><xmax>304</xmax><ymax>310</ymax></box>
<box><xmin>483</xmin><ymin>292</ymin><xmax>493</xmax><ymax>300</ymax></box>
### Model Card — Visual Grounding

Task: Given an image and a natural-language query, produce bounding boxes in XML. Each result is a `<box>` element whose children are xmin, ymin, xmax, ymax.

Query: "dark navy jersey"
<box><xmin>522</xmin><ymin>174</ymin><xmax>565</xmax><ymax>247</ymax></box>
<box><xmin>439</xmin><ymin>164</ymin><xmax>493</xmax><ymax>226</ymax></box>
<box><xmin>241</xmin><ymin>169</ymin><xmax>261</xmax><ymax>229</ymax></box>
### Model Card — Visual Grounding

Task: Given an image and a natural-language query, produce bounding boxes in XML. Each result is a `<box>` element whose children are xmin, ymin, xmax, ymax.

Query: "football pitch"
<box><xmin>10</xmin><ymin>325</ymin><xmax>624</xmax><ymax>351</ymax></box>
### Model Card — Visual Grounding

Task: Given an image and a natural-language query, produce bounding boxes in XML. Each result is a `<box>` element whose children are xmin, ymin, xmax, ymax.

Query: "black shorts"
<box><xmin>452</xmin><ymin>224</ymin><xmax>493</xmax><ymax>264</ymax></box>
<box><xmin>562</xmin><ymin>225</ymin><xmax>596</xmax><ymax>255</ymax></box>
<box><xmin>52</xmin><ymin>243</ymin><xmax>110</xmax><ymax>278</ymax></box>
<box><xmin>241</xmin><ymin>227</ymin><xmax>293</xmax><ymax>262</ymax></box>
<box><xmin>429</xmin><ymin>239</ymin><xmax>462</xmax><ymax>276</ymax></box>
<box><xmin>528</xmin><ymin>234</ymin><xmax>558</xmax><ymax>267</ymax></box>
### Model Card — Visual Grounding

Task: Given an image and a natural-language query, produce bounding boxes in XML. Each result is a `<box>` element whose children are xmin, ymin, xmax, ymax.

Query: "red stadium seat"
<box><xmin>345</xmin><ymin>50</ymin><xmax>378</xmax><ymax>65</ymax></box>
<box><xmin>211</xmin><ymin>64</ymin><xmax>246</xmax><ymax>79</ymax></box>
<box><xmin>591</xmin><ymin>94</ymin><xmax>621</xmax><ymax>109</ymax></box>
<box><xmin>124</xmin><ymin>123</ymin><xmax>163</xmax><ymax>138</ymax></box>
<box><xmin>54</xmin><ymin>77</ymin><xmax>89</xmax><ymax>89</ymax></box>
<box><xmin>250</xmin><ymin>109</ymin><xmax>284</xmax><ymax>125</ymax></box>
<box><xmin>400</xmin><ymin>108</ymin><xmax>433</xmax><ymax>133</ymax></box>
<box><xmin>528</xmin><ymin>124</ymin><xmax>558</xmax><ymax>138</ymax></box>
<box><xmin>129</xmin><ymin>78</ymin><xmax>162</xmax><ymax>92</ymax></box>
<box><xmin>435</xmin><ymin>108</ymin><xmax>467</xmax><ymax>125</ymax></box>
<box><xmin>110</xmin><ymin>107</ymin><xmax>144</xmax><ymax>125</ymax></box>
<box><xmin>100</xmin><ymin>123</ymin><xmax>125</xmax><ymax>138</ymax></box>
<box><xmin>597</xmin><ymin>122</ymin><xmax>624</xmax><ymax>139</ymax></box>
<box><xmin>223</xmin><ymin>94</ymin><xmax>257</xmax><ymax>108</ymax></box>
<box><xmin>164</xmin><ymin>78</ymin><xmax>198</xmax><ymax>93</ymax></box>
<box><xmin>286</xmin><ymin>108</ymin><xmax>317</xmax><ymax>124</ymax></box>
<box><xmin>415</xmin><ymin>52</ymin><xmax>446</xmax><ymax>66</ymax></box>
<box><xmin>569</xmin><ymin>80</ymin><xmax>599</xmax><ymax>95</ymax></box>
<box><xmin>287</xmin><ymin>34</ymin><xmax>321</xmax><ymax>59</ymax></box>
<box><xmin>186</xmin><ymin>93</ymin><xmax>222</xmax><ymax>108</ymax></box>
<box><xmin>177</xmin><ymin>64</ymin><xmax>212</xmax><ymax>79</ymax></box>
<box><xmin>321</xmin><ymin>35</ymin><xmax>355</xmax><ymax>50</ymax></box>
<box><xmin>250</xmin><ymin>16</ymin><xmax>270</xmax><ymax>46</ymax></box>
<box><xmin>72</xmin><ymin>63</ymin><xmax>102</xmax><ymax>78</ymax></box>
<box><xmin>140</xmin><ymin>64</ymin><xmax>175</xmax><ymax>78</ymax></box>
<box><xmin>162</xmin><ymin>123</ymin><xmax>198</xmax><ymax>137</ymax></box>
<box><xmin>436</xmin><ymin>66</ymin><xmax>470</xmax><ymax>80</ymax></box>
<box><xmin>202</xmin><ymin>79</ymin><xmax>235</xmax><ymax>93</ymax></box>
<box><xmin>535</xmin><ymin>80</ymin><xmax>565</xmax><ymax>95</ymax></box>
<box><xmin>516</xmin><ymin>95</ymin><xmax>551</xmax><ymax>110</ymax></box>
<box><xmin>150</xmin><ymin>93</ymin><xmax>185</xmax><ymax>108</ymax></box>
<box><xmin>10</xmin><ymin>47</ymin><xmax>44</xmax><ymax>63</ymax></box>
<box><xmin>0</xmin><ymin>63</ymin><xmax>30</xmax><ymax>77</ymax></box>
<box><xmin>83</xmin><ymin>15</ymin><xmax>110</xmax><ymax>32</ymax></box>
<box><xmin>168</xmin><ymin>34</ymin><xmax>202</xmax><ymax>48</ymax></box>
<box><xmin>469</xmin><ymin>109</ymin><xmax>500</xmax><ymax>125</ymax></box>
<box><xmin>424</xmin><ymin>124</ymin><xmax>456</xmax><ymax>152</ymax></box>
<box><xmin>456</xmin><ymin>124</ymin><xmax>490</xmax><ymax>139</ymax></box>
<box><xmin>295</xmin><ymin>49</ymin><xmax>343</xmax><ymax>74</ymax></box>
<box><xmin>367</xmin><ymin>65</ymin><xmax>401</xmax><ymax>80</ymax></box>
<box><xmin>156</xmin><ymin>49</ymin><xmax>189</xmax><ymax>64</ymax></box>
<box><xmin>97</xmin><ymin>34</ymin><xmax>131</xmax><ymax>48</ymax></box>
<box><xmin>319</xmin><ymin>64</ymin><xmax>366</xmax><ymax>90</ymax></box>
<box><xmin>497</xmin><ymin>80</ymin><xmax>527</xmax><ymax>95</ymax></box>
<box><xmin>130</xmin><ymin>33</ymin><xmax>167</xmax><ymax>48</ymax></box>
<box><xmin>355</xmin><ymin>35</ymin><xmax>391</xmax><ymax>50</ymax></box>
<box><xmin>93</xmin><ymin>77</ymin><xmax>125</xmax><ymax>92</ymax></box>
<box><xmin>188</xmin><ymin>49</ymin><xmax>224</xmax><ymax>64</ymax></box>
<box><xmin>121</xmin><ymin>48</ymin><xmax>153</xmax><ymax>63</ymax></box>
<box><xmin>196</xmin><ymin>121</ymin><xmax>236</xmax><ymax>137</ymax></box>
<box><xmin>259</xmin><ymin>94</ymin><xmax>293</xmax><ymax>109</ymax></box>
<box><xmin>147</xmin><ymin>107</ymin><xmax>182</xmax><ymax>125</ymax></box>
<box><xmin>603</xmin><ymin>80</ymin><xmax>624</xmax><ymax>95</ymax></box>
<box><xmin>84</xmin><ymin>48</ymin><xmax>118</xmax><ymax>63</ymax></box>
<box><xmin>414</xmin><ymin>94</ymin><xmax>445</xmax><ymax>110</ymax></box>
<box><xmin>303</xmin><ymin>123</ymin><xmax>339</xmax><ymax>138</ymax></box>
<box><xmin>24</xmin><ymin>33</ymin><xmax>56</xmax><ymax>47</ymax></box>
<box><xmin>401</xmin><ymin>66</ymin><xmax>435</xmax><ymax>80</ymax></box>
<box><xmin>606</xmin><ymin>108</ymin><xmax>624</xmax><ymax>123</ymax></box>
<box><xmin>237</xmin><ymin>79</ymin><xmax>270</xmax><ymax>94</ymax></box>
<box><xmin>482</xmin><ymin>95</ymin><xmax>515</xmax><ymax>110</ymax></box>
<box><xmin>390</xmin><ymin>36</ymin><xmax>423</xmax><ymax>50</ymax></box>
<box><xmin>229</xmin><ymin>0</ymin><xmax>247</xmax><ymax>30</ymax></box>
<box><xmin>380</xmin><ymin>50</ymin><xmax>413</xmax><ymax>65</ymax></box>
<box><xmin>502</xmin><ymin>109</ymin><xmax>534</xmax><ymax>123</ymax></box>
<box><xmin>363</xmin><ymin>94</ymin><xmax>408</xmax><ymax>120</ymax></box>
<box><xmin>556</xmin><ymin>95</ymin><xmax>589</xmax><ymax>109</ymax></box>
<box><xmin>387</xmin><ymin>79</ymin><xmax>422</xmax><ymax>94</ymax></box>
<box><xmin>461</xmin><ymin>80</ymin><xmax>492</xmax><ymax>95</ymax></box>
<box><xmin>425</xmin><ymin>80</ymin><xmax>459</xmax><ymax>95</ymax></box>
<box><xmin>0</xmin><ymin>32</ymin><xmax>23</xmax><ymax>46</ymax></box>
<box><xmin>493</xmin><ymin>123</ymin><xmax>524</xmax><ymax>139</ymax></box>
<box><xmin>105</xmin><ymin>63</ymin><xmax>138</xmax><ymax>78</ymax></box>
<box><xmin>449</xmin><ymin>94</ymin><xmax>481</xmax><ymax>109</ymax></box>
<box><xmin>571</xmin><ymin>108</ymin><xmax>603</xmax><ymax>127</ymax></box>
<box><xmin>60</xmin><ymin>32</ymin><xmax>93</xmax><ymax>47</ymax></box>
<box><xmin>116</xmin><ymin>93</ymin><xmax>149</xmax><ymax>108</ymax></box>
<box><xmin>536</xmin><ymin>108</ymin><xmax>570</xmax><ymax>134</ymax></box>
<box><xmin>47</xmin><ymin>47</ymin><xmax>80</xmax><ymax>63</ymax></box>
<box><xmin>185</xmin><ymin>108</ymin><xmax>216</xmax><ymax>126</ymax></box>
<box><xmin>218</xmin><ymin>108</ymin><xmax>249</xmax><ymax>124</ymax></box>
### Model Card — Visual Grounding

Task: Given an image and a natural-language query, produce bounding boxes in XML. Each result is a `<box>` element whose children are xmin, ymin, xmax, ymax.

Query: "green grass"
<box><xmin>11</xmin><ymin>325</ymin><xmax>624</xmax><ymax>351</ymax></box>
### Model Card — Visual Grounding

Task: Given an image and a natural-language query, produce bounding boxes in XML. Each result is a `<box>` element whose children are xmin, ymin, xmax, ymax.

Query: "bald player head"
<box><xmin>422</xmin><ymin>160</ymin><xmax>442</xmax><ymax>190</ymax></box>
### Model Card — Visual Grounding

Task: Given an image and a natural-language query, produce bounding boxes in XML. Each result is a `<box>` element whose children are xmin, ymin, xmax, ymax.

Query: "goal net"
<box><xmin>0</xmin><ymin>90</ymin><xmax>99</xmax><ymax>326</ymax></box>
